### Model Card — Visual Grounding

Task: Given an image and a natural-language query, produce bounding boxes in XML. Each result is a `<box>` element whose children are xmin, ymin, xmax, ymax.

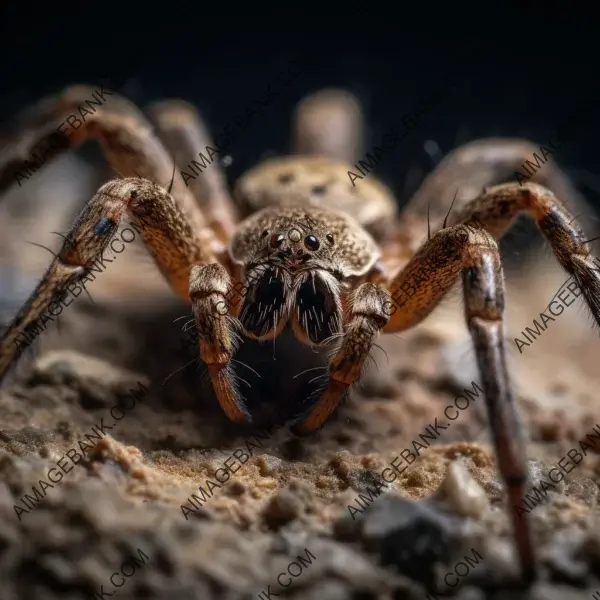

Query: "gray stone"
<box><xmin>335</xmin><ymin>493</ymin><xmax>461</xmax><ymax>583</ymax></box>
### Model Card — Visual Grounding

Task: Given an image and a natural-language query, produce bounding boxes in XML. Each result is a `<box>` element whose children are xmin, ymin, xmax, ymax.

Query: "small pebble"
<box><xmin>438</xmin><ymin>460</ymin><xmax>489</xmax><ymax>519</ymax></box>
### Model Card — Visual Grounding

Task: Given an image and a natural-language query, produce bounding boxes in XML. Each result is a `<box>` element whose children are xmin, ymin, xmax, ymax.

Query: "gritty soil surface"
<box><xmin>1</xmin><ymin>164</ymin><xmax>600</xmax><ymax>599</ymax></box>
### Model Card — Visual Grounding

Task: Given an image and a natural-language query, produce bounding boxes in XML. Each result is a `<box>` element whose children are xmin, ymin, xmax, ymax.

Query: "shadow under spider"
<box><xmin>135</xmin><ymin>304</ymin><xmax>338</xmax><ymax>436</ymax></box>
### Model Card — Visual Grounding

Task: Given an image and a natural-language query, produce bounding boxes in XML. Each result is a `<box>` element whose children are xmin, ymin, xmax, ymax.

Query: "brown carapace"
<box><xmin>1</xmin><ymin>85</ymin><xmax>599</xmax><ymax>584</ymax></box>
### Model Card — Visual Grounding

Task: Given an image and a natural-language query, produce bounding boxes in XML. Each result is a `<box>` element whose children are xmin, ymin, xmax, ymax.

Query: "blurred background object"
<box><xmin>0</xmin><ymin>6</ymin><xmax>598</xmax><ymax>212</ymax></box>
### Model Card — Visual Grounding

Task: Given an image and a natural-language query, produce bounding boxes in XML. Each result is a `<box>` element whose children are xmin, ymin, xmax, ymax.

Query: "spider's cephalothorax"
<box><xmin>1</xmin><ymin>85</ymin><xmax>600</xmax><ymax>581</ymax></box>
<box><xmin>229</xmin><ymin>205</ymin><xmax>379</xmax><ymax>345</ymax></box>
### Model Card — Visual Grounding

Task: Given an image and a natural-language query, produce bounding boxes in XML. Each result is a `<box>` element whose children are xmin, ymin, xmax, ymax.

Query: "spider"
<box><xmin>1</xmin><ymin>84</ymin><xmax>599</xmax><ymax>584</ymax></box>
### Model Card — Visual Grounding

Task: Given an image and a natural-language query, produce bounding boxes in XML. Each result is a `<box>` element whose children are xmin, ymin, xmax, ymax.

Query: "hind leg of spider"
<box><xmin>292</xmin><ymin>282</ymin><xmax>391</xmax><ymax>433</ymax></box>
<box><xmin>292</xmin><ymin>89</ymin><xmax>364</xmax><ymax>164</ymax></box>
<box><xmin>189</xmin><ymin>263</ymin><xmax>251</xmax><ymax>424</ymax></box>
<box><xmin>147</xmin><ymin>100</ymin><xmax>239</xmax><ymax>243</ymax></box>
<box><xmin>401</xmin><ymin>137</ymin><xmax>592</xmax><ymax>235</ymax></box>
<box><xmin>0</xmin><ymin>85</ymin><xmax>214</xmax><ymax>247</ymax></box>
<box><xmin>0</xmin><ymin>177</ymin><xmax>224</xmax><ymax>383</ymax></box>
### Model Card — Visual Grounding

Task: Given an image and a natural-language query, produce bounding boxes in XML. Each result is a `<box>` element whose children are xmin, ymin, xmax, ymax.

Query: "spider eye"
<box><xmin>94</xmin><ymin>217</ymin><xmax>115</xmax><ymax>236</ymax></box>
<box><xmin>326</xmin><ymin>233</ymin><xmax>334</xmax><ymax>246</ymax></box>
<box><xmin>269</xmin><ymin>233</ymin><xmax>285</xmax><ymax>248</ymax></box>
<box><xmin>261</xmin><ymin>229</ymin><xmax>269</xmax><ymax>238</ymax></box>
<box><xmin>304</xmin><ymin>235</ymin><xmax>320</xmax><ymax>251</ymax></box>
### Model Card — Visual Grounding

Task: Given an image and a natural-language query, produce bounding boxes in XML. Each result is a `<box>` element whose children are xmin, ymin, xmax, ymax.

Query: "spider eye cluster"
<box><xmin>261</xmin><ymin>225</ymin><xmax>335</xmax><ymax>253</ymax></box>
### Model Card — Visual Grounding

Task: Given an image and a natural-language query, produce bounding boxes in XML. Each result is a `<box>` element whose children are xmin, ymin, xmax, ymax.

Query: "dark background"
<box><xmin>0</xmin><ymin>5</ymin><xmax>598</xmax><ymax>212</ymax></box>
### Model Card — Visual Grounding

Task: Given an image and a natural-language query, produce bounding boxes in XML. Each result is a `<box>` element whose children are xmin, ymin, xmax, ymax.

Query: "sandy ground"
<box><xmin>0</xmin><ymin>156</ymin><xmax>599</xmax><ymax>599</ymax></box>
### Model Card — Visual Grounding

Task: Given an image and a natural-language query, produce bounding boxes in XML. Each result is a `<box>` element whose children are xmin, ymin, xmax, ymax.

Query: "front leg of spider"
<box><xmin>189</xmin><ymin>263</ymin><xmax>252</xmax><ymax>423</ymax></box>
<box><xmin>293</xmin><ymin>282</ymin><xmax>391</xmax><ymax>434</ymax></box>
<box><xmin>0</xmin><ymin>177</ymin><xmax>220</xmax><ymax>384</ymax></box>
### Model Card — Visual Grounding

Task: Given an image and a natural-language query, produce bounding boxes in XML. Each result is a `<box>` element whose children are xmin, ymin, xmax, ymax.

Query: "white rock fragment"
<box><xmin>439</xmin><ymin>460</ymin><xmax>489</xmax><ymax>519</ymax></box>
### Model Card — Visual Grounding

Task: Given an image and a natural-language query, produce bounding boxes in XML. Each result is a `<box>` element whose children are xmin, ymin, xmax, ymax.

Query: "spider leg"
<box><xmin>0</xmin><ymin>177</ymin><xmax>225</xmax><ymax>383</ymax></box>
<box><xmin>450</xmin><ymin>182</ymin><xmax>600</xmax><ymax>325</ymax></box>
<box><xmin>460</xmin><ymin>232</ymin><xmax>536</xmax><ymax>584</ymax></box>
<box><xmin>379</xmin><ymin>179</ymin><xmax>600</xmax><ymax>580</ymax></box>
<box><xmin>293</xmin><ymin>282</ymin><xmax>390</xmax><ymax>433</ymax></box>
<box><xmin>147</xmin><ymin>100</ymin><xmax>239</xmax><ymax>242</ymax></box>
<box><xmin>379</xmin><ymin>224</ymin><xmax>535</xmax><ymax>581</ymax></box>
<box><xmin>189</xmin><ymin>263</ymin><xmax>250</xmax><ymax>423</ymax></box>
<box><xmin>0</xmin><ymin>85</ymin><xmax>220</xmax><ymax>252</ymax></box>
<box><xmin>400</xmin><ymin>137</ymin><xmax>594</xmax><ymax>244</ymax></box>
<box><xmin>383</xmin><ymin>182</ymin><xmax>600</xmax><ymax>330</ymax></box>
<box><xmin>292</xmin><ymin>89</ymin><xmax>363</xmax><ymax>164</ymax></box>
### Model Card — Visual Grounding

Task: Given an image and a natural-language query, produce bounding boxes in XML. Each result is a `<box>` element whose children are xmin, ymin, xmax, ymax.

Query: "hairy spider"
<box><xmin>1</xmin><ymin>85</ymin><xmax>599</xmax><ymax>583</ymax></box>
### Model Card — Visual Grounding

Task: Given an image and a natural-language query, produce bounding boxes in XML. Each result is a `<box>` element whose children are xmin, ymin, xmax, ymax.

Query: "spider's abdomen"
<box><xmin>233</xmin><ymin>155</ymin><xmax>397</xmax><ymax>241</ymax></box>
